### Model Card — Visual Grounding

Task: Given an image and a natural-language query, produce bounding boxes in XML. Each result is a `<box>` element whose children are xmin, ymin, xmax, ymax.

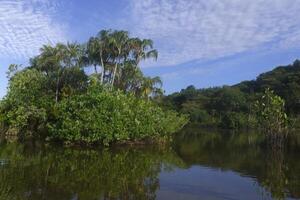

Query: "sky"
<box><xmin>1</xmin><ymin>0</ymin><xmax>300</xmax><ymax>98</ymax></box>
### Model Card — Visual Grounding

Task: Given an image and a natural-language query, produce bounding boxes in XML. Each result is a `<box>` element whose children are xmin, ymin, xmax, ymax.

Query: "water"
<box><xmin>0</xmin><ymin>127</ymin><xmax>300</xmax><ymax>200</ymax></box>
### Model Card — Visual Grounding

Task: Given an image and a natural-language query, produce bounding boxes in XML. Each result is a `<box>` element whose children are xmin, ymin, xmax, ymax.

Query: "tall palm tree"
<box><xmin>96</xmin><ymin>30</ymin><xmax>110</xmax><ymax>84</ymax></box>
<box><xmin>87</xmin><ymin>37</ymin><xmax>100</xmax><ymax>74</ymax></box>
<box><xmin>86</xmin><ymin>30</ymin><xmax>110</xmax><ymax>84</ymax></box>
<box><xmin>37</xmin><ymin>43</ymin><xmax>83</xmax><ymax>102</ymax></box>
<box><xmin>38</xmin><ymin>44</ymin><xmax>61</xmax><ymax>102</ymax></box>
<box><xmin>64</xmin><ymin>42</ymin><xmax>83</xmax><ymax>68</ymax></box>
<box><xmin>130</xmin><ymin>38</ymin><xmax>158</xmax><ymax>66</ymax></box>
<box><xmin>117</xmin><ymin>60</ymin><xmax>142</xmax><ymax>92</ymax></box>
<box><xmin>108</xmin><ymin>30</ymin><xmax>130</xmax><ymax>88</ymax></box>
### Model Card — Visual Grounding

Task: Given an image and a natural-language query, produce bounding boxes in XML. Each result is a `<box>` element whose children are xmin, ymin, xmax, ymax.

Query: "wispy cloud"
<box><xmin>129</xmin><ymin>0</ymin><xmax>300</xmax><ymax>67</ymax></box>
<box><xmin>161</xmin><ymin>63</ymin><xmax>221</xmax><ymax>81</ymax></box>
<box><xmin>0</xmin><ymin>0</ymin><xmax>66</xmax><ymax>59</ymax></box>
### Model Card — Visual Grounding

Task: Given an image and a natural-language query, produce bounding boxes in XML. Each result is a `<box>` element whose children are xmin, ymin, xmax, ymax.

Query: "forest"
<box><xmin>161</xmin><ymin>60</ymin><xmax>300</xmax><ymax>129</ymax></box>
<box><xmin>0</xmin><ymin>30</ymin><xmax>188</xmax><ymax>146</ymax></box>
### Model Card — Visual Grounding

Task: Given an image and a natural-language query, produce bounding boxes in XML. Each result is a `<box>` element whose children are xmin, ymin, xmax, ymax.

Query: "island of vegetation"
<box><xmin>0</xmin><ymin>30</ymin><xmax>188</xmax><ymax>146</ymax></box>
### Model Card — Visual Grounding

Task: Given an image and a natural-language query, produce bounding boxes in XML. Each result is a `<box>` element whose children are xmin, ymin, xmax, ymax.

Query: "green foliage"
<box><xmin>48</xmin><ymin>87</ymin><xmax>187</xmax><ymax>145</ymax></box>
<box><xmin>162</xmin><ymin>60</ymin><xmax>300</xmax><ymax>129</ymax></box>
<box><xmin>255</xmin><ymin>60</ymin><xmax>300</xmax><ymax>115</ymax></box>
<box><xmin>0</xmin><ymin>69</ymin><xmax>52</xmax><ymax>137</ymax></box>
<box><xmin>162</xmin><ymin>86</ymin><xmax>250</xmax><ymax>128</ymax></box>
<box><xmin>6</xmin><ymin>69</ymin><xmax>48</xmax><ymax>105</ymax></box>
<box><xmin>84</xmin><ymin>30</ymin><xmax>162</xmax><ymax>99</ymax></box>
<box><xmin>0</xmin><ymin>30</ymin><xmax>187</xmax><ymax>145</ymax></box>
<box><xmin>220</xmin><ymin>112</ymin><xmax>248</xmax><ymax>129</ymax></box>
<box><xmin>255</xmin><ymin>88</ymin><xmax>288</xmax><ymax>134</ymax></box>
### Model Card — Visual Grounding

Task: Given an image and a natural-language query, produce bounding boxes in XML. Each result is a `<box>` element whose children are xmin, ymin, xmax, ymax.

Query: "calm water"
<box><xmin>0</xmin><ymin>127</ymin><xmax>300</xmax><ymax>200</ymax></box>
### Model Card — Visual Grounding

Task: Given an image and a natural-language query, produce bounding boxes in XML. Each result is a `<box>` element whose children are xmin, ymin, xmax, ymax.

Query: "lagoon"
<box><xmin>0</xmin><ymin>127</ymin><xmax>300</xmax><ymax>200</ymax></box>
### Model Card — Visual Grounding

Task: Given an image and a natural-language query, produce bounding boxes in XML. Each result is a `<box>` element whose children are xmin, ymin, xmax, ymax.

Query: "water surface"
<box><xmin>0</xmin><ymin>127</ymin><xmax>300</xmax><ymax>200</ymax></box>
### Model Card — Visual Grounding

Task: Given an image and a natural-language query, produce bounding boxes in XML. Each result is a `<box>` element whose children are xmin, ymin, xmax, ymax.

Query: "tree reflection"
<box><xmin>173</xmin><ymin>125</ymin><xmax>300</xmax><ymax>199</ymax></box>
<box><xmin>261</xmin><ymin>148</ymin><xmax>288</xmax><ymax>200</ymax></box>
<box><xmin>1</xmin><ymin>128</ymin><xmax>300</xmax><ymax>200</ymax></box>
<box><xmin>0</xmin><ymin>143</ymin><xmax>184</xmax><ymax>200</ymax></box>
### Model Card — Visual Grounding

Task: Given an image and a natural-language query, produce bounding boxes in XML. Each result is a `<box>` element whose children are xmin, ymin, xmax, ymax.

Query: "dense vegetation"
<box><xmin>162</xmin><ymin>60</ymin><xmax>300</xmax><ymax>129</ymax></box>
<box><xmin>0</xmin><ymin>30</ymin><xmax>188</xmax><ymax>145</ymax></box>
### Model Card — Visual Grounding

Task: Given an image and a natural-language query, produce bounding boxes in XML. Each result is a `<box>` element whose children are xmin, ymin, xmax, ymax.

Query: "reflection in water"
<box><xmin>173</xmin><ymin>127</ymin><xmax>300</xmax><ymax>200</ymax></box>
<box><xmin>0</xmin><ymin>143</ymin><xmax>184</xmax><ymax>200</ymax></box>
<box><xmin>0</xmin><ymin>127</ymin><xmax>300</xmax><ymax>200</ymax></box>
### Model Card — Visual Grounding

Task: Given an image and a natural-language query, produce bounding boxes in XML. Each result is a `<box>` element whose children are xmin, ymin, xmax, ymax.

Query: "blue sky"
<box><xmin>1</xmin><ymin>0</ymin><xmax>300</xmax><ymax>98</ymax></box>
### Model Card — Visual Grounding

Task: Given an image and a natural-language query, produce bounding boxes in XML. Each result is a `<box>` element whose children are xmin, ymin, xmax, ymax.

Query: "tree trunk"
<box><xmin>100</xmin><ymin>53</ymin><xmax>105</xmax><ymax>84</ymax></box>
<box><xmin>55</xmin><ymin>77</ymin><xmax>60</xmax><ymax>103</ymax></box>
<box><xmin>111</xmin><ymin>62</ymin><xmax>118</xmax><ymax>89</ymax></box>
<box><xmin>111</xmin><ymin>49</ymin><xmax>121</xmax><ymax>89</ymax></box>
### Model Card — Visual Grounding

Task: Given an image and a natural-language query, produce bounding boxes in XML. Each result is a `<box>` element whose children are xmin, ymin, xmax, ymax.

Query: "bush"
<box><xmin>0</xmin><ymin>69</ymin><xmax>52</xmax><ymax>137</ymax></box>
<box><xmin>47</xmin><ymin>87</ymin><xmax>188</xmax><ymax>145</ymax></box>
<box><xmin>255</xmin><ymin>88</ymin><xmax>288</xmax><ymax>134</ymax></box>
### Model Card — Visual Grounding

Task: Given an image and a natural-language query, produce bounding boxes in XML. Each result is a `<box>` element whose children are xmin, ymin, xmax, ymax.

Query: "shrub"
<box><xmin>255</xmin><ymin>88</ymin><xmax>288</xmax><ymax>134</ymax></box>
<box><xmin>47</xmin><ymin>87</ymin><xmax>188</xmax><ymax>145</ymax></box>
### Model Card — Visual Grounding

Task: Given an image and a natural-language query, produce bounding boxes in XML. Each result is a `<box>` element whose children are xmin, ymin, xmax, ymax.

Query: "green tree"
<box><xmin>255</xmin><ymin>88</ymin><xmax>288</xmax><ymax>144</ymax></box>
<box><xmin>130</xmin><ymin>38</ymin><xmax>158</xmax><ymax>65</ymax></box>
<box><xmin>32</xmin><ymin>43</ymin><xmax>87</xmax><ymax>102</ymax></box>
<box><xmin>1</xmin><ymin>69</ymin><xmax>50</xmax><ymax>137</ymax></box>
<box><xmin>108</xmin><ymin>30</ymin><xmax>130</xmax><ymax>87</ymax></box>
<box><xmin>86</xmin><ymin>30</ymin><xmax>110</xmax><ymax>84</ymax></box>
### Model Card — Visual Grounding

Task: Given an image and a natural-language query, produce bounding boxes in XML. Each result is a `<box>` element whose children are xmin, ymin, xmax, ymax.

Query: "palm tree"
<box><xmin>130</xmin><ymin>38</ymin><xmax>158</xmax><ymax>66</ymax></box>
<box><xmin>140</xmin><ymin>76</ymin><xmax>163</xmax><ymax>99</ymax></box>
<box><xmin>64</xmin><ymin>42</ymin><xmax>83</xmax><ymax>68</ymax></box>
<box><xmin>34</xmin><ymin>29</ymin><xmax>161</xmax><ymax>99</ymax></box>
<box><xmin>37</xmin><ymin>44</ymin><xmax>61</xmax><ymax>102</ymax></box>
<box><xmin>86</xmin><ymin>30</ymin><xmax>110</xmax><ymax>84</ymax></box>
<box><xmin>37</xmin><ymin>43</ymin><xmax>83</xmax><ymax>102</ymax></box>
<box><xmin>96</xmin><ymin>30</ymin><xmax>110</xmax><ymax>84</ymax></box>
<box><xmin>117</xmin><ymin>60</ymin><xmax>142</xmax><ymax>92</ymax></box>
<box><xmin>108</xmin><ymin>30</ymin><xmax>130</xmax><ymax>88</ymax></box>
<box><xmin>87</xmin><ymin>37</ymin><xmax>100</xmax><ymax>74</ymax></box>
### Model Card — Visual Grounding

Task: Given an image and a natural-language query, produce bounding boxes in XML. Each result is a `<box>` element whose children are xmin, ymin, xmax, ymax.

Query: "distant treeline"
<box><xmin>161</xmin><ymin>60</ymin><xmax>300</xmax><ymax>129</ymax></box>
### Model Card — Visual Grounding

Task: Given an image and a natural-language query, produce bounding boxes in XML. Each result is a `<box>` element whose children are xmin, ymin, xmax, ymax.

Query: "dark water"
<box><xmin>1</xmin><ymin>127</ymin><xmax>300</xmax><ymax>200</ymax></box>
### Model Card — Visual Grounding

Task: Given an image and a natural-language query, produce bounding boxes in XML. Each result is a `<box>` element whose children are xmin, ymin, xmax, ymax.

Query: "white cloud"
<box><xmin>129</xmin><ymin>0</ymin><xmax>300</xmax><ymax>67</ymax></box>
<box><xmin>0</xmin><ymin>0</ymin><xmax>66</xmax><ymax>59</ymax></box>
<box><xmin>161</xmin><ymin>63</ymin><xmax>220</xmax><ymax>81</ymax></box>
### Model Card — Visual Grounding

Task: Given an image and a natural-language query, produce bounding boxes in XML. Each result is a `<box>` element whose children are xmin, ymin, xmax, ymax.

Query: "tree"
<box><xmin>1</xmin><ymin>69</ymin><xmax>49</xmax><ymax>136</ymax></box>
<box><xmin>6</xmin><ymin>64</ymin><xmax>21</xmax><ymax>79</ymax></box>
<box><xmin>108</xmin><ymin>30</ymin><xmax>130</xmax><ymax>87</ymax></box>
<box><xmin>86</xmin><ymin>37</ymin><xmax>100</xmax><ymax>75</ymax></box>
<box><xmin>86</xmin><ymin>30</ymin><xmax>110</xmax><ymax>84</ymax></box>
<box><xmin>130</xmin><ymin>38</ymin><xmax>158</xmax><ymax>66</ymax></box>
<box><xmin>255</xmin><ymin>88</ymin><xmax>288</xmax><ymax>147</ymax></box>
<box><xmin>83</xmin><ymin>30</ymin><xmax>162</xmax><ymax>98</ymax></box>
<box><xmin>139</xmin><ymin>76</ymin><xmax>163</xmax><ymax>99</ymax></box>
<box><xmin>32</xmin><ymin>43</ymin><xmax>86</xmax><ymax>102</ymax></box>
